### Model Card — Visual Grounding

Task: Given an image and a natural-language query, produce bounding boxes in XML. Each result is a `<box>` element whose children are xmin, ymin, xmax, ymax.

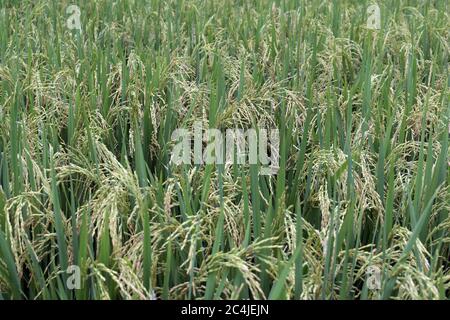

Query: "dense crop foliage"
<box><xmin>0</xmin><ymin>0</ymin><xmax>448</xmax><ymax>300</ymax></box>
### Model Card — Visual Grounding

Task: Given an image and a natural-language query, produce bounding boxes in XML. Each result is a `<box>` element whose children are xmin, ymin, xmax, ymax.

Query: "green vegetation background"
<box><xmin>0</xmin><ymin>0</ymin><xmax>448</xmax><ymax>300</ymax></box>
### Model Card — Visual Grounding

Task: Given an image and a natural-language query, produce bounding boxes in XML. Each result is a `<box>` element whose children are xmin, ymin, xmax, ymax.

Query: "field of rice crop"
<box><xmin>0</xmin><ymin>0</ymin><xmax>449</xmax><ymax>300</ymax></box>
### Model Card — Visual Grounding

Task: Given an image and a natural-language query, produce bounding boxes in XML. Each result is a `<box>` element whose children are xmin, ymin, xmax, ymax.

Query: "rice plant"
<box><xmin>0</xmin><ymin>0</ymin><xmax>448</xmax><ymax>300</ymax></box>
